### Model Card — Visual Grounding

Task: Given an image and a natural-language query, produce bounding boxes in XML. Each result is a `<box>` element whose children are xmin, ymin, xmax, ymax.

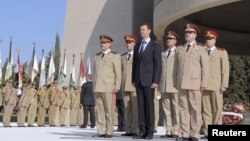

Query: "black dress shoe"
<box><xmin>121</xmin><ymin>133</ymin><xmax>133</xmax><ymax>136</ymax></box>
<box><xmin>80</xmin><ymin>125</ymin><xmax>87</xmax><ymax>128</ymax></box>
<box><xmin>176</xmin><ymin>137</ymin><xmax>192</xmax><ymax>141</ymax></box>
<box><xmin>145</xmin><ymin>135</ymin><xmax>153</xmax><ymax>140</ymax></box>
<box><xmin>105</xmin><ymin>134</ymin><xmax>113</xmax><ymax>138</ymax></box>
<box><xmin>160</xmin><ymin>134</ymin><xmax>172</xmax><ymax>138</ymax></box>
<box><xmin>201</xmin><ymin>135</ymin><xmax>208</xmax><ymax>139</ymax></box>
<box><xmin>133</xmin><ymin>134</ymin><xmax>145</xmax><ymax>139</ymax></box>
<box><xmin>90</xmin><ymin>125</ymin><xmax>95</xmax><ymax>128</ymax></box>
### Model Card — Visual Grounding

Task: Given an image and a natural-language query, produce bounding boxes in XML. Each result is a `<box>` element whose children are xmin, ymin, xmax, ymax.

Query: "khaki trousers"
<box><xmin>123</xmin><ymin>91</ymin><xmax>139</xmax><ymax>134</ymax></box>
<box><xmin>59</xmin><ymin>107</ymin><xmax>68</xmax><ymax>125</ymax></box>
<box><xmin>179</xmin><ymin>89</ymin><xmax>202</xmax><ymax>138</ymax></box>
<box><xmin>154</xmin><ymin>97</ymin><xmax>159</xmax><ymax>130</ymax></box>
<box><xmin>202</xmin><ymin>90</ymin><xmax>223</xmax><ymax>135</ymax></box>
<box><xmin>95</xmin><ymin>92</ymin><xmax>114</xmax><ymax>135</ymax></box>
<box><xmin>17</xmin><ymin>107</ymin><xmax>28</xmax><ymax>126</ymax></box>
<box><xmin>70</xmin><ymin>108</ymin><xmax>78</xmax><ymax>125</ymax></box>
<box><xmin>3</xmin><ymin>104</ymin><xmax>15</xmax><ymax>126</ymax></box>
<box><xmin>27</xmin><ymin>104</ymin><xmax>37</xmax><ymax>125</ymax></box>
<box><xmin>78</xmin><ymin>105</ymin><xmax>84</xmax><ymax>125</ymax></box>
<box><xmin>37</xmin><ymin>107</ymin><xmax>47</xmax><ymax>126</ymax></box>
<box><xmin>161</xmin><ymin>93</ymin><xmax>180</xmax><ymax>135</ymax></box>
<box><xmin>49</xmin><ymin>105</ymin><xmax>58</xmax><ymax>125</ymax></box>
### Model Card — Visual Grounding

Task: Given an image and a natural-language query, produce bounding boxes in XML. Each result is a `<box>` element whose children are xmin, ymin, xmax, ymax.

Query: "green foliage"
<box><xmin>224</xmin><ymin>56</ymin><xmax>250</xmax><ymax>108</ymax></box>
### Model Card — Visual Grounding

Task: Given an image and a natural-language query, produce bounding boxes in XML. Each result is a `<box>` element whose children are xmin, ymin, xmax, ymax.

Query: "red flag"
<box><xmin>18</xmin><ymin>53</ymin><xmax>22</xmax><ymax>88</ymax></box>
<box><xmin>79</xmin><ymin>57</ymin><xmax>86</xmax><ymax>86</ymax></box>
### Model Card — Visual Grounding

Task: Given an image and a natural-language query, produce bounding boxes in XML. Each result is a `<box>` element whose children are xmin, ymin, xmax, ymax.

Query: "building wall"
<box><xmin>62</xmin><ymin>0</ymin><xmax>133</xmax><ymax>86</ymax></box>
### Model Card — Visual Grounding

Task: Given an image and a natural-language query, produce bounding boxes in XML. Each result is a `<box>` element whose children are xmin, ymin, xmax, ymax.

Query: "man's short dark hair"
<box><xmin>140</xmin><ymin>23</ymin><xmax>152</xmax><ymax>30</ymax></box>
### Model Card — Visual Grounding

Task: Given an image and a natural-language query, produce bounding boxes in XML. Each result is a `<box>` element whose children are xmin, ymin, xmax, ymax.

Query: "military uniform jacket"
<box><xmin>59</xmin><ymin>91</ymin><xmax>70</xmax><ymax>108</ymax></box>
<box><xmin>49</xmin><ymin>86</ymin><xmax>59</xmax><ymax>106</ymax></box>
<box><xmin>27</xmin><ymin>87</ymin><xmax>38</xmax><ymax>106</ymax></box>
<box><xmin>93</xmin><ymin>50</ymin><xmax>122</xmax><ymax>92</ymax></box>
<box><xmin>160</xmin><ymin>49</ymin><xmax>178</xmax><ymax>93</ymax></box>
<box><xmin>174</xmin><ymin>42</ymin><xmax>209</xmax><ymax>90</ymax></box>
<box><xmin>121</xmin><ymin>52</ymin><xmax>136</xmax><ymax>92</ymax></box>
<box><xmin>0</xmin><ymin>89</ymin><xmax>2</xmax><ymax>106</ymax></box>
<box><xmin>38</xmin><ymin>88</ymin><xmax>50</xmax><ymax>108</ymax></box>
<box><xmin>80</xmin><ymin>81</ymin><xmax>95</xmax><ymax>106</ymax></box>
<box><xmin>18</xmin><ymin>88</ymin><xmax>29</xmax><ymax>108</ymax></box>
<box><xmin>70</xmin><ymin>90</ymin><xmax>80</xmax><ymax>109</ymax></box>
<box><xmin>2</xmin><ymin>85</ymin><xmax>17</xmax><ymax>106</ymax></box>
<box><xmin>205</xmin><ymin>47</ymin><xmax>229</xmax><ymax>90</ymax></box>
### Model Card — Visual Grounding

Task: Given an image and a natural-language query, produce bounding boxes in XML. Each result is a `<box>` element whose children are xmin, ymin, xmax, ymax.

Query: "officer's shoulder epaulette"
<box><xmin>111</xmin><ymin>51</ymin><xmax>118</xmax><ymax>54</ymax></box>
<box><xmin>96</xmin><ymin>52</ymin><xmax>102</xmax><ymax>55</ymax></box>
<box><xmin>121</xmin><ymin>52</ymin><xmax>128</xmax><ymax>56</ymax></box>
<box><xmin>217</xmin><ymin>47</ymin><xmax>225</xmax><ymax>51</ymax></box>
<box><xmin>197</xmin><ymin>42</ymin><xmax>205</xmax><ymax>46</ymax></box>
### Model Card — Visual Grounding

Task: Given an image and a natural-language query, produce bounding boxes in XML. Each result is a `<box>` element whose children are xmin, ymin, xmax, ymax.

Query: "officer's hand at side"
<box><xmin>151</xmin><ymin>83</ymin><xmax>159</xmax><ymax>89</ymax></box>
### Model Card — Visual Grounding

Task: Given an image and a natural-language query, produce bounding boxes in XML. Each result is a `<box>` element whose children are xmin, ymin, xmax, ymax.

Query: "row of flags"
<box><xmin>0</xmin><ymin>39</ymin><xmax>92</xmax><ymax>89</ymax></box>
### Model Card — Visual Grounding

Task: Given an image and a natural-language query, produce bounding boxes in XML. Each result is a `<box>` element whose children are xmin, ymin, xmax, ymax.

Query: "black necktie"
<box><xmin>167</xmin><ymin>50</ymin><xmax>171</xmax><ymax>58</ymax></box>
<box><xmin>102</xmin><ymin>53</ymin><xmax>105</xmax><ymax>58</ymax></box>
<box><xmin>186</xmin><ymin>44</ymin><xmax>191</xmax><ymax>52</ymax></box>
<box><xmin>208</xmin><ymin>49</ymin><xmax>211</xmax><ymax>55</ymax></box>
<box><xmin>127</xmin><ymin>54</ymin><xmax>131</xmax><ymax>60</ymax></box>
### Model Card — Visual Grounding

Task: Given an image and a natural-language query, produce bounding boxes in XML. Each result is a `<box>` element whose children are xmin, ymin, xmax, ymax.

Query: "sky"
<box><xmin>0</xmin><ymin>0</ymin><xmax>66</xmax><ymax>64</ymax></box>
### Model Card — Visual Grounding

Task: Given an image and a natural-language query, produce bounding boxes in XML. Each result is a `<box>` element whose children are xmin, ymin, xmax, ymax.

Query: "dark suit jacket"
<box><xmin>132</xmin><ymin>40</ymin><xmax>162</xmax><ymax>86</ymax></box>
<box><xmin>80</xmin><ymin>81</ymin><xmax>95</xmax><ymax>106</ymax></box>
<box><xmin>116</xmin><ymin>90</ymin><xmax>123</xmax><ymax>100</ymax></box>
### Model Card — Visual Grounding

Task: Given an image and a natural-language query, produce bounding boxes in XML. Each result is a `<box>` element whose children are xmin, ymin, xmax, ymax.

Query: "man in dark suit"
<box><xmin>80</xmin><ymin>74</ymin><xmax>95</xmax><ymax>128</ymax></box>
<box><xmin>132</xmin><ymin>23</ymin><xmax>162</xmax><ymax>140</ymax></box>
<box><xmin>115</xmin><ymin>90</ymin><xmax>125</xmax><ymax>132</ymax></box>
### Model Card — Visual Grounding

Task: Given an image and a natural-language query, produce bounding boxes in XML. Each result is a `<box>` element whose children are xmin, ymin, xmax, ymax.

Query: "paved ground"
<box><xmin>0</xmin><ymin>123</ymin><xmax>208</xmax><ymax>141</ymax></box>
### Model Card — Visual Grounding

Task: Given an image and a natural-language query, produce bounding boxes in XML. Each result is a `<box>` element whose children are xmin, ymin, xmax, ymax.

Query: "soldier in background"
<box><xmin>93</xmin><ymin>35</ymin><xmax>121</xmax><ymax>138</ymax></box>
<box><xmin>27</xmin><ymin>82</ymin><xmax>38</xmax><ymax>127</ymax></box>
<box><xmin>80</xmin><ymin>74</ymin><xmax>95</xmax><ymax>128</ymax></box>
<box><xmin>121</xmin><ymin>34</ymin><xmax>139</xmax><ymax>137</ymax></box>
<box><xmin>160</xmin><ymin>31</ymin><xmax>180</xmax><ymax>138</ymax></box>
<box><xmin>154</xmin><ymin>88</ymin><xmax>160</xmax><ymax>133</ymax></box>
<box><xmin>201</xmin><ymin>30</ymin><xmax>229</xmax><ymax>139</ymax></box>
<box><xmin>70</xmin><ymin>86</ymin><xmax>80</xmax><ymax>126</ymax></box>
<box><xmin>48</xmin><ymin>80</ymin><xmax>59</xmax><ymax>127</ymax></box>
<box><xmin>59</xmin><ymin>86</ymin><xmax>70</xmax><ymax>126</ymax></box>
<box><xmin>0</xmin><ymin>84</ymin><xmax>3</xmax><ymax>112</ymax></box>
<box><xmin>115</xmin><ymin>90</ymin><xmax>125</xmax><ymax>132</ymax></box>
<box><xmin>37</xmin><ymin>84</ymin><xmax>49</xmax><ymax>127</ymax></box>
<box><xmin>2</xmin><ymin>79</ymin><xmax>17</xmax><ymax>127</ymax></box>
<box><xmin>174</xmin><ymin>24</ymin><xmax>209</xmax><ymax>141</ymax></box>
<box><xmin>17</xmin><ymin>82</ymin><xmax>29</xmax><ymax>127</ymax></box>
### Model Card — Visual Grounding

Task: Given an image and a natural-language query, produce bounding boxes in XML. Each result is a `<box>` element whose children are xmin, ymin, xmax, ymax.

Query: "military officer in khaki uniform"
<box><xmin>160</xmin><ymin>31</ymin><xmax>180</xmax><ymax>138</ymax></box>
<box><xmin>48</xmin><ymin>80</ymin><xmax>59</xmax><ymax>126</ymax></box>
<box><xmin>27</xmin><ymin>82</ymin><xmax>38</xmax><ymax>127</ymax></box>
<box><xmin>174</xmin><ymin>24</ymin><xmax>209</xmax><ymax>141</ymax></box>
<box><xmin>17</xmin><ymin>83</ymin><xmax>29</xmax><ymax>127</ymax></box>
<box><xmin>70</xmin><ymin>86</ymin><xmax>80</xmax><ymax>126</ymax></box>
<box><xmin>2</xmin><ymin>79</ymin><xmax>17</xmax><ymax>127</ymax></box>
<box><xmin>0</xmin><ymin>85</ymin><xmax>3</xmax><ymax>112</ymax></box>
<box><xmin>201</xmin><ymin>30</ymin><xmax>229</xmax><ymax>139</ymax></box>
<box><xmin>120</xmin><ymin>35</ymin><xmax>139</xmax><ymax>136</ymax></box>
<box><xmin>37</xmin><ymin>84</ymin><xmax>49</xmax><ymax>127</ymax></box>
<box><xmin>93</xmin><ymin>35</ymin><xmax>121</xmax><ymax>138</ymax></box>
<box><xmin>59</xmin><ymin>86</ymin><xmax>70</xmax><ymax>126</ymax></box>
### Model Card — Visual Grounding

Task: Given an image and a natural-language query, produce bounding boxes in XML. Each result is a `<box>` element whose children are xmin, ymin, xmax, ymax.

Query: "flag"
<box><xmin>58</xmin><ymin>49</ymin><xmax>67</xmax><ymax>85</ymax></box>
<box><xmin>47</xmin><ymin>53</ymin><xmax>55</xmax><ymax>85</ymax></box>
<box><xmin>29</xmin><ymin>46</ymin><xmax>39</xmax><ymax>82</ymax></box>
<box><xmin>87</xmin><ymin>56</ymin><xmax>92</xmax><ymax>75</ymax></box>
<box><xmin>79</xmin><ymin>57</ymin><xmax>86</xmax><ymax>86</ymax></box>
<box><xmin>17</xmin><ymin>53</ymin><xmax>22</xmax><ymax>88</ymax></box>
<box><xmin>39</xmin><ymin>50</ymin><xmax>46</xmax><ymax>88</ymax></box>
<box><xmin>16</xmin><ymin>52</ymin><xmax>22</xmax><ymax>95</ymax></box>
<box><xmin>4</xmin><ymin>38</ymin><xmax>13</xmax><ymax>81</ymax></box>
<box><xmin>69</xmin><ymin>55</ymin><xmax>75</xmax><ymax>90</ymax></box>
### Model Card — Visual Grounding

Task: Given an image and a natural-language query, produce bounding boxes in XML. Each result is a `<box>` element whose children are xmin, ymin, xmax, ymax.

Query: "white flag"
<box><xmin>47</xmin><ymin>54</ymin><xmax>55</xmax><ymax>85</ymax></box>
<box><xmin>39</xmin><ymin>52</ymin><xmax>46</xmax><ymax>88</ymax></box>
<box><xmin>31</xmin><ymin>52</ymin><xmax>39</xmax><ymax>82</ymax></box>
<box><xmin>87</xmin><ymin>57</ymin><xmax>92</xmax><ymax>75</ymax></box>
